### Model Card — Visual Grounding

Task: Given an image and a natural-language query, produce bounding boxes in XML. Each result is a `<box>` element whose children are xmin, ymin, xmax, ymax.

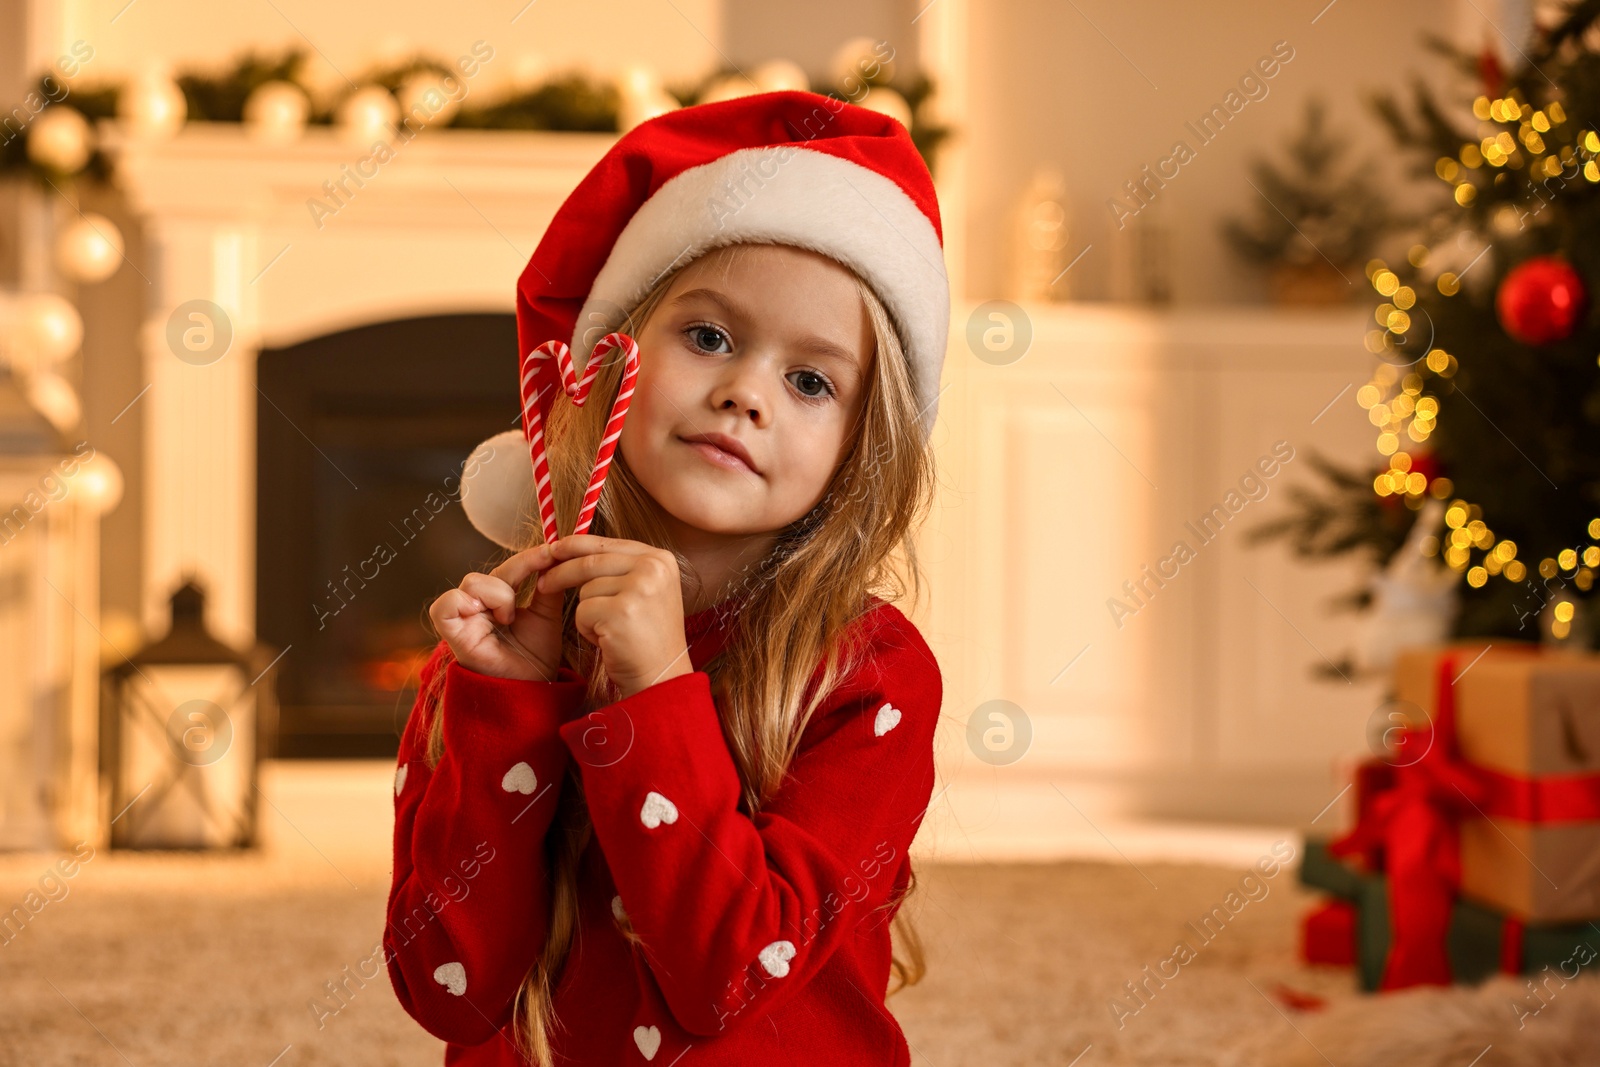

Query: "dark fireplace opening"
<box><xmin>257</xmin><ymin>313</ymin><xmax>519</xmax><ymax>758</ymax></box>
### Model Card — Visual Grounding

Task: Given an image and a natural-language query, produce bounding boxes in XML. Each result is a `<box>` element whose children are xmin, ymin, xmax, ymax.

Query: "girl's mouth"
<box><xmin>679</xmin><ymin>436</ymin><xmax>758</xmax><ymax>475</ymax></box>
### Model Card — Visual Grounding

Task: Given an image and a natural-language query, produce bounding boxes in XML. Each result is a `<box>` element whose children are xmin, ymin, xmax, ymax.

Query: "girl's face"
<box><xmin>618</xmin><ymin>243</ymin><xmax>876</xmax><ymax>541</ymax></box>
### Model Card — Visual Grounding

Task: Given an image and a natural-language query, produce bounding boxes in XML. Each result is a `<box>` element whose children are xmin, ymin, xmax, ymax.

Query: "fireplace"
<box><xmin>97</xmin><ymin>123</ymin><xmax>609</xmax><ymax>758</ymax></box>
<box><xmin>256</xmin><ymin>312</ymin><xmax>518</xmax><ymax>757</ymax></box>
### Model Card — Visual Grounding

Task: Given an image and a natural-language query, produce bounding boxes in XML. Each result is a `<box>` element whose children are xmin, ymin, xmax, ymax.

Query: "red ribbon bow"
<box><xmin>1327</xmin><ymin>646</ymin><xmax>1565</xmax><ymax>988</ymax></box>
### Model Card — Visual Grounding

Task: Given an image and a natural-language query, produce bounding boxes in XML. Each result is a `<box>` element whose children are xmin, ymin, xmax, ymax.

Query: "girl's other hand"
<box><xmin>534</xmin><ymin>535</ymin><xmax>692</xmax><ymax>699</ymax></box>
<box><xmin>429</xmin><ymin>545</ymin><xmax>565</xmax><ymax>681</ymax></box>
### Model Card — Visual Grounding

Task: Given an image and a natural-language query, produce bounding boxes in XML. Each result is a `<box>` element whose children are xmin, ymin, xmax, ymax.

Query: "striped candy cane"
<box><xmin>518</xmin><ymin>332</ymin><xmax>640</xmax><ymax>547</ymax></box>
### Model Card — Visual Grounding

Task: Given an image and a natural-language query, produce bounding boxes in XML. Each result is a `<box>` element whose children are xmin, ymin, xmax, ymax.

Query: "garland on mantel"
<box><xmin>0</xmin><ymin>45</ymin><xmax>949</xmax><ymax>187</ymax></box>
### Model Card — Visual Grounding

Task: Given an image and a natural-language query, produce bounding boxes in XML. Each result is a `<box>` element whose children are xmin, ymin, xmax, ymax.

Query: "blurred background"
<box><xmin>2</xmin><ymin>0</ymin><xmax>1599</xmax><ymax>1063</ymax></box>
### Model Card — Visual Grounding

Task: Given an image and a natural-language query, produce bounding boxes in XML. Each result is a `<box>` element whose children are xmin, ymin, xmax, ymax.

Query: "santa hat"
<box><xmin>460</xmin><ymin>89</ymin><xmax>950</xmax><ymax>549</ymax></box>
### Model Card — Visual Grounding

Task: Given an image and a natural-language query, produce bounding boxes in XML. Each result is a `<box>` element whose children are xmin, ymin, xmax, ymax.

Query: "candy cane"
<box><xmin>518</xmin><ymin>332</ymin><xmax>640</xmax><ymax>547</ymax></box>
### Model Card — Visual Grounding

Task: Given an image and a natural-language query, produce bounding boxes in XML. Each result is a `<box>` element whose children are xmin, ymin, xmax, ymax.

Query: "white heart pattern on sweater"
<box><xmin>394</xmin><ymin>763</ymin><xmax>408</xmax><ymax>796</ymax></box>
<box><xmin>639</xmin><ymin>791</ymin><xmax>678</xmax><ymax>829</ymax></box>
<box><xmin>759</xmin><ymin>939</ymin><xmax>797</xmax><ymax>977</ymax></box>
<box><xmin>874</xmin><ymin>702</ymin><xmax>902</xmax><ymax>737</ymax></box>
<box><xmin>501</xmin><ymin>762</ymin><xmax>537</xmax><ymax>795</ymax></box>
<box><xmin>633</xmin><ymin>1024</ymin><xmax>661</xmax><ymax>1060</ymax></box>
<box><xmin>612</xmin><ymin>894</ymin><xmax>628</xmax><ymax>924</ymax></box>
<box><xmin>433</xmin><ymin>961</ymin><xmax>466</xmax><ymax>996</ymax></box>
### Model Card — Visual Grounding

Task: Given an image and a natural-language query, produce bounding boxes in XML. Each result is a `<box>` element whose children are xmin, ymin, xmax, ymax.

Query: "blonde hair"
<box><xmin>416</xmin><ymin>242</ymin><xmax>937</xmax><ymax>1063</ymax></box>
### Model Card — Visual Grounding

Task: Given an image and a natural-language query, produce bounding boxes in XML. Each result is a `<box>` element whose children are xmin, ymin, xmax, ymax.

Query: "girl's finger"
<box><xmin>487</xmin><ymin>543</ymin><xmax>558</xmax><ymax>590</ymax></box>
<box><xmin>545</xmin><ymin>535</ymin><xmax>656</xmax><ymax>562</ymax></box>
<box><xmin>569</xmin><ymin>575</ymin><xmax>626</xmax><ymax>603</ymax></box>
<box><xmin>429</xmin><ymin>587</ymin><xmax>488</xmax><ymax>631</ymax></box>
<box><xmin>536</xmin><ymin>552</ymin><xmax>634</xmax><ymax>596</ymax></box>
<box><xmin>571</xmin><ymin>593</ymin><xmax>614</xmax><ymax>645</ymax></box>
<box><xmin>459</xmin><ymin>572</ymin><xmax>515</xmax><ymax>625</ymax></box>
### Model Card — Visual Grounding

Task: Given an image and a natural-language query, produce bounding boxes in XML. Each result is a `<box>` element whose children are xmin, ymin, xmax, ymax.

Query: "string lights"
<box><xmin>1359</xmin><ymin>89</ymin><xmax>1598</xmax><ymax>637</ymax></box>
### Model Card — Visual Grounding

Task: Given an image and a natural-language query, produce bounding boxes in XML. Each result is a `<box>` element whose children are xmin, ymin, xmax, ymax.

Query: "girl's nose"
<box><xmin>710</xmin><ymin>360</ymin><xmax>770</xmax><ymax>423</ymax></box>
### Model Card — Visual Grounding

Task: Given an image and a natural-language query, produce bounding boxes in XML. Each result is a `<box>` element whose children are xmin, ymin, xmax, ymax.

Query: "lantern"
<box><xmin>101</xmin><ymin>577</ymin><xmax>280</xmax><ymax>849</ymax></box>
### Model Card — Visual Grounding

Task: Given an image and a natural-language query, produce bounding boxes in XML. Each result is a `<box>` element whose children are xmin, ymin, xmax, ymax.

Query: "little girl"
<box><xmin>385</xmin><ymin>89</ymin><xmax>950</xmax><ymax>1066</ymax></box>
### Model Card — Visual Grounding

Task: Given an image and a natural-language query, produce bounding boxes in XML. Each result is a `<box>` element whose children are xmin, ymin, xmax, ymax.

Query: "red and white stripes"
<box><xmin>518</xmin><ymin>332</ymin><xmax>639</xmax><ymax>547</ymax></box>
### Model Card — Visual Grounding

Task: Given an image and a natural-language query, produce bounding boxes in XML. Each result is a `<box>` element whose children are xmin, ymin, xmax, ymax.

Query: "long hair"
<box><xmin>416</xmin><ymin>242</ymin><xmax>938</xmax><ymax>1064</ymax></box>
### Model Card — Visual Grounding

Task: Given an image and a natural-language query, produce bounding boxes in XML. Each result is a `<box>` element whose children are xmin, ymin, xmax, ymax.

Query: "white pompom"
<box><xmin>459</xmin><ymin>429</ymin><xmax>535</xmax><ymax>550</ymax></box>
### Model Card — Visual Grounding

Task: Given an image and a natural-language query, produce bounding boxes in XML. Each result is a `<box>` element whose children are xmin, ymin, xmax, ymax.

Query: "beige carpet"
<box><xmin>3</xmin><ymin>766</ymin><xmax>1596</xmax><ymax>1066</ymax></box>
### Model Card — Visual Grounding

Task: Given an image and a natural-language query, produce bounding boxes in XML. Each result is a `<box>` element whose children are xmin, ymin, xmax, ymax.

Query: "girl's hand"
<box><xmin>534</xmin><ymin>535</ymin><xmax>692</xmax><ymax>699</ymax></box>
<box><xmin>429</xmin><ymin>545</ymin><xmax>565</xmax><ymax>682</ymax></box>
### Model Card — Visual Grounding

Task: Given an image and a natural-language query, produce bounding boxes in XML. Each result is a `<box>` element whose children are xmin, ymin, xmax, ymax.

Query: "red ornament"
<box><xmin>1407</xmin><ymin>450</ymin><xmax>1442</xmax><ymax>484</ymax></box>
<box><xmin>1477</xmin><ymin>40</ymin><xmax>1504</xmax><ymax>99</ymax></box>
<box><xmin>1496</xmin><ymin>255</ymin><xmax>1588</xmax><ymax>345</ymax></box>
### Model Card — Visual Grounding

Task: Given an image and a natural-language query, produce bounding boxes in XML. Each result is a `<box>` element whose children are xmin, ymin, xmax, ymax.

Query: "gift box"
<box><xmin>1300</xmin><ymin>898</ymin><xmax>1356</xmax><ymax>966</ymax></box>
<box><xmin>1392</xmin><ymin>643</ymin><xmax>1600</xmax><ymax>923</ymax></box>
<box><xmin>1323</xmin><ymin>759</ymin><xmax>1397</xmax><ymax>873</ymax></box>
<box><xmin>1453</xmin><ymin>654</ymin><xmax>1600</xmax><ymax>922</ymax></box>
<box><xmin>1356</xmin><ymin>871</ymin><xmax>1600</xmax><ymax>991</ymax></box>
<box><xmin>1391</xmin><ymin>640</ymin><xmax>1504</xmax><ymax>719</ymax></box>
<box><xmin>1303</xmin><ymin>836</ymin><xmax>1599</xmax><ymax>990</ymax></box>
<box><xmin>1299</xmin><ymin>835</ymin><xmax>1365</xmax><ymax>899</ymax></box>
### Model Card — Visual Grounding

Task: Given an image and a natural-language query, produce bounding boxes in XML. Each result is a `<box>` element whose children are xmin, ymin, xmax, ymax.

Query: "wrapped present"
<box><xmin>1302</xmin><ymin>830</ymin><xmax>1600</xmax><ymax>989</ymax></box>
<box><xmin>1321</xmin><ymin>760</ymin><xmax>1396</xmax><ymax>874</ymax></box>
<box><xmin>1300</xmin><ymin>898</ymin><xmax>1356</xmax><ymax>966</ymax></box>
<box><xmin>1391</xmin><ymin>640</ymin><xmax>1503</xmax><ymax>718</ymax></box>
<box><xmin>1354</xmin><ymin>871</ymin><xmax>1599</xmax><ymax>991</ymax></box>
<box><xmin>1452</xmin><ymin>654</ymin><xmax>1600</xmax><ymax>922</ymax></box>
<box><xmin>1326</xmin><ymin>642</ymin><xmax>1600</xmax><ymax>990</ymax></box>
<box><xmin>1299</xmin><ymin>836</ymin><xmax>1365</xmax><ymax>899</ymax></box>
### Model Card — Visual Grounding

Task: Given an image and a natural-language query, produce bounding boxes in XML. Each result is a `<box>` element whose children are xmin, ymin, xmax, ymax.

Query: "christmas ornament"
<box><xmin>73</xmin><ymin>451</ymin><xmax>125</xmax><ymax>514</ymax></box>
<box><xmin>699</xmin><ymin>74</ymin><xmax>761</xmax><ymax>105</ymax></box>
<box><xmin>1496</xmin><ymin>254</ymin><xmax>1587</xmax><ymax>344</ymax></box>
<box><xmin>617</xmin><ymin>67</ymin><xmax>678</xmax><ymax>133</ymax></box>
<box><xmin>55</xmin><ymin>213</ymin><xmax>124</xmax><ymax>283</ymax></box>
<box><xmin>829</xmin><ymin>36</ymin><xmax>894</xmax><ymax>92</ymax></box>
<box><xmin>337</xmin><ymin>86</ymin><xmax>400</xmax><ymax>146</ymax></box>
<box><xmin>26</xmin><ymin>106</ymin><xmax>91</xmax><ymax>173</ymax></box>
<box><xmin>24</xmin><ymin>371</ymin><xmax>81</xmax><ymax>431</ymax></box>
<box><xmin>751</xmin><ymin>59</ymin><xmax>808</xmax><ymax>93</ymax></box>
<box><xmin>399</xmin><ymin>71</ymin><xmax>462</xmax><ymax>126</ymax></box>
<box><xmin>520</xmin><ymin>333</ymin><xmax>640</xmax><ymax>546</ymax></box>
<box><xmin>618</xmin><ymin>93</ymin><xmax>677</xmax><ymax>133</ymax></box>
<box><xmin>1406</xmin><ymin>450</ymin><xmax>1443</xmax><ymax>485</ymax></box>
<box><xmin>243</xmin><ymin>81</ymin><xmax>309</xmax><ymax>144</ymax></box>
<box><xmin>8</xmin><ymin>292</ymin><xmax>83</xmax><ymax>370</ymax></box>
<box><xmin>510</xmin><ymin>54</ymin><xmax>551</xmax><ymax>93</ymax></box>
<box><xmin>118</xmin><ymin>67</ymin><xmax>187</xmax><ymax>139</ymax></box>
<box><xmin>1478</xmin><ymin>40</ymin><xmax>1506</xmax><ymax>99</ymax></box>
<box><xmin>857</xmin><ymin>86</ymin><xmax>912</xmax><ymax>129</ymax></box>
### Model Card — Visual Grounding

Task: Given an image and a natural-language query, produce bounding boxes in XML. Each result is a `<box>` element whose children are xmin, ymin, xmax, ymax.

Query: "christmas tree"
<box><xmin>1251</xmin><ymin>0</ymin><xmax>1600</xmax><ymax>650</ymax></box>
<box><xmin>1220</xmin><ymin>93</ymin><xmax>1395</xmax><ymax>297</ymax></box>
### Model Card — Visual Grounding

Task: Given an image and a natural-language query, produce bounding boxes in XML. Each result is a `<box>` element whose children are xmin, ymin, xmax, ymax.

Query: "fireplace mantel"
<box><xmin>100</xmin><ymin>121</ymin><xmax>614</xmax><ymax>648</ymax></box>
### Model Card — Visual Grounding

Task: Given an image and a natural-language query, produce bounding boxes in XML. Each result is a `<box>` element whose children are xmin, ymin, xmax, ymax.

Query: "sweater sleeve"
<box><xmin>385</xmin><ymin>640</ymin><xmax>588</xmax><ymax>1047</ymax></box>
<box><xmin>556</xmin><ymin>608</ymin><xmax>942</xmax><ymax>1037</ymax></box>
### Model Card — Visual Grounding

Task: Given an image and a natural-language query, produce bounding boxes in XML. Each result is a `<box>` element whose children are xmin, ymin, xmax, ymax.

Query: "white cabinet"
<box><xmin>916</xmin><ymin>302</ymin><xmax>1387</xmax><ymax>861</ymax></box>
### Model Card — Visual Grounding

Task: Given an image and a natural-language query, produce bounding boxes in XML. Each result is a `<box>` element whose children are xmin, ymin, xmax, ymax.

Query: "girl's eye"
<box><xmin>788</xmin><ymin>369</ymin><xmax>837</xmax><ymax>402</ymax></box>
<box><xmin>686</xmin><ymin>324</ymin><xmax>731</xmax><ymax>354</ymax></box>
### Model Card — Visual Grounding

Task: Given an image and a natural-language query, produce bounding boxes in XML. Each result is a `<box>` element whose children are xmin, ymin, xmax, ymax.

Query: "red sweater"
<box><xmin>385</xmin><ymin>594</ymin><xmax>942</xmax><ymax>1065</ymax></box>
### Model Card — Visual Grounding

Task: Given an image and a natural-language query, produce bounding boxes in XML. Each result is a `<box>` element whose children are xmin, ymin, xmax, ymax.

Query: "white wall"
<box><xmin>956</xmin><ymin>0</ymin><xmax>1494</xmax><ymax>303</ymax></box>
<box><xmin>725</xmin><ymin>0</ymin><xmax>919</xmax><ymax>80</ymax></box>
<box><xmin>21</xmin><ymin>0</ymin><xmax>722</xmax><ymax>94</ymax></box>
<box><xmin>920</xmin><ymin>304</ymin><xmax>1386</xmax><ymax>856</ymax></box>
